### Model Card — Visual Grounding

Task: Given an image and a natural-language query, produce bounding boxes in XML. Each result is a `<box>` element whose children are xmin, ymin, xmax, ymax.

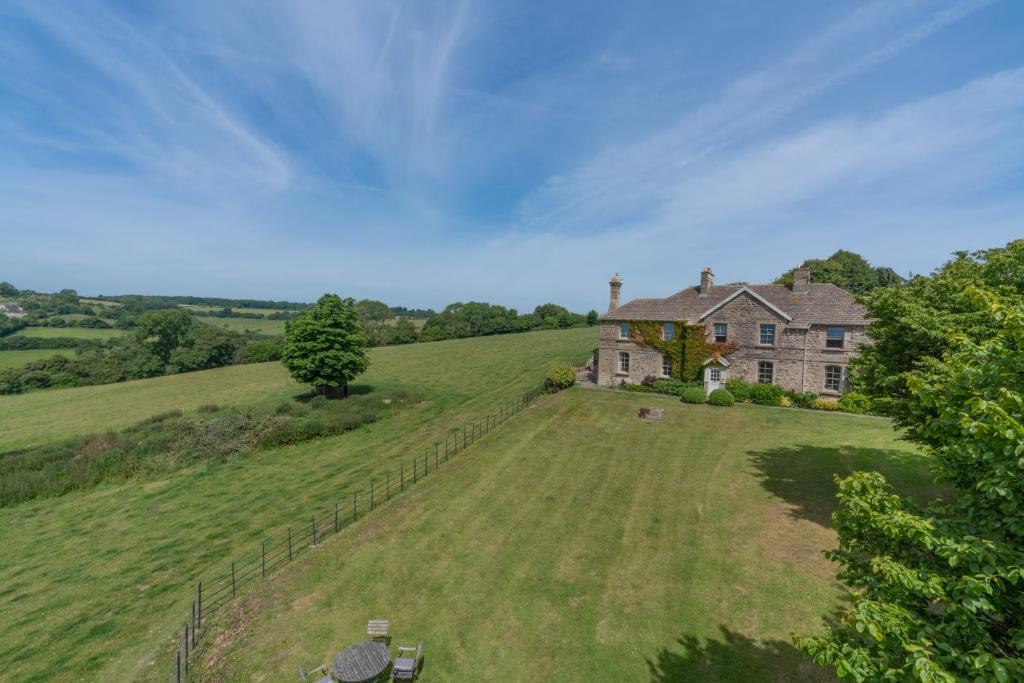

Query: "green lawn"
<box><xmin>0</xmin><ymin>328</ymin><xmax>596</xmax><ymax>682</ymax></box>
<box><xmin>0</xmin><ymin>348</ymin><xmax>76</xmax><ymax>370</ymax></box>
<box><xmin>12</xmin><ymin>326</ymin><xmax>126</xmax><ymax>340</ymax></box>
<box><xmin>193</xmin><ymin>389</ymin><xmax>940</xmax><ymax>683</ymax></box>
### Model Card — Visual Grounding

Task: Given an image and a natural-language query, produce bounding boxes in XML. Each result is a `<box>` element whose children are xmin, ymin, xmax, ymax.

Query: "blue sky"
<box><xmin>1</xmin><ymin>0</ymin><xmax>1022</xmax><ymax>312</ymax></box>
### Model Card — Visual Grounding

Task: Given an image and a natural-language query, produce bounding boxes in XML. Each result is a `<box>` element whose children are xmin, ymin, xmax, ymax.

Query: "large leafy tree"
<box><xmin>774</xmin><ymin>250</ymin><xmax>902</xmax><ymax>294</ymax></box>
<box><xmin>282</xmin><ymin>294</ymin><xmax>368</xmax><ymax>398</ymax></box>
<box><xmin>134</xmin><ymin>308</ymin><xmax>196</xmax><ymax>363</ymax></box>
<box><xmin>852</xmin><ymin>240</ymin><xmax>1024</xmax><ymax>421</ymax></box>
<box><xmin>796</xmin><ymin>288</ymin><xmax>1024</xmax><ymax>681</ymax></box>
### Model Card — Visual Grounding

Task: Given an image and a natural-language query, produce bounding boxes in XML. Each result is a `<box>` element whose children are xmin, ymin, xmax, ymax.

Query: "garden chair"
<box><xmin>367</xmin><ymin>619</ymin><xmax>390</xmax><ymax>642</ymax></box>
<box><xmin>391</xmin><ymin>641</ymin><xmax>423</xmax><ymax>680</ymax></box>
<box><xmin>299</xmin><ymin>663</ymin><xmax>331</xmax><ymax>683</ymax></box>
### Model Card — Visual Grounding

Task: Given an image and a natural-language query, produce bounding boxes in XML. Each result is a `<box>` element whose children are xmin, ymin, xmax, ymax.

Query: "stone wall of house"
<box><xmin>596</xmin><ymin>292</ymin><xmax>868</xmax><ymax>395</ymax></box>
<box><xmin>595</xmin><ymin>321</ymin><xmax>672</xmax><ymax>386</ymax></box>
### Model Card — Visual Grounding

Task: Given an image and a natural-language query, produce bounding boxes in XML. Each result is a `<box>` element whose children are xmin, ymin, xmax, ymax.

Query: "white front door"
<box><xmin>706</xmin><ymin>366</ymin><xmax>725</xmax><ymax>394</ymax></box>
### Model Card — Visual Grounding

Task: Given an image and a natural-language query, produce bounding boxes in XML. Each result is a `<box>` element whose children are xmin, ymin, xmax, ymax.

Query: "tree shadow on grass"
<box><xmin>292</xmin><ymin>384</ymin><xmax>376</xmax><ymax>401</ymax></box>
<box><xmin>747</xmin><ymin>444</ymin><xmax>940</xmax><ymax>529</ymax></box>
<box><xmin>647</xmin><ymin>626</ymin><xmax>834</xmax><ymax>682</ymax></box>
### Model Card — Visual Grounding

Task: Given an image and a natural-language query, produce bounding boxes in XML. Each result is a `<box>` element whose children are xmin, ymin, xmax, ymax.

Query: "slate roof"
<box><xmin>599</xmin><ymin>283</ymin><xmax>867</xmax><ymax>326</ymax></box>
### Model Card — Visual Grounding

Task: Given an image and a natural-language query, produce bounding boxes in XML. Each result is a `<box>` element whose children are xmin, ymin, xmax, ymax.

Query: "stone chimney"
<box><xmin>791</xmin><ymin>266</ymin><xmax>810</xmax><ymax>294</ymax></box>
<box><xmin>699</xmin><ymin>267</ymin><xmax>714</xmax><ymax>296</ymax></box>
<box><xmin>608</xmin><ymin>274</ymin><xmax>622</xmax><ymax>311</ymax></box>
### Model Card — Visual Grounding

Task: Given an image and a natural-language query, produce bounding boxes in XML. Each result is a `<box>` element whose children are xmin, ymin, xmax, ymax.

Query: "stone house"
<box><xmin>0</xmin><ymin>303</ymin><xmax>27</xmax><ymax>319</ymax></box>
<box><xmin>596</xmin><ymin>267</ymin><xmax>869</xmax><ymax>397</ymax></box>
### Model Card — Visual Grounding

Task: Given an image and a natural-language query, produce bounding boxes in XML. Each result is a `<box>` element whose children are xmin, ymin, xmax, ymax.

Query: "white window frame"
<box><xmin>619</xmin><ymin>322</ymin><xmax>631</xmax><ymax>339</ymax></box>
<box><xmin>757</xmin><ymin>361</ymin><xmax>774</xmax><ymax>384</ymax></box>
<box><xmin>709</xmin><ymin>367</ymin><xmax>722</xmax><ymax>383</ymax></box>
<box><xmin>618</xmin><ymin>351</ymin><xmax>630</xmax><ymax>374</ymax></box>
<box><xmin>712</xmin><ymin>322</ymin><xmax>728</xmax><ymax>343</ymax></box>
<box><xmin>663</xmin><ymin>322</ymin><xmax>675</xmax><ymax>341</ymax></box>
<box><xmin>826</xmin><ymin>326</ymin><xmax>845</xmax><ymax>349</ymax></box>
<box><xmin>661</xmin><ymin>355</ymin><xmax>672</xmax><ymax>377</ymax></box>
<box><xmin>824</xmin><ymin>365</ymin><xmax>843</xmax><ymax>392</ymax></box>
<box><xmin>759</xmin><ymin>323</ymin><xmax>776</xmax><ymax>346</ymax></box>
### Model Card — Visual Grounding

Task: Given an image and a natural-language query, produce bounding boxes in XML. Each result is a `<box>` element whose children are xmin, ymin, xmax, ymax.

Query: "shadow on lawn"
<box><xmin>747</xmin><ymin>444</ymin><xmax>940</xmax><ymax>529</ymax></box>
<box><xmin>292</xmin><ymin>384</ymin><xmax>376</xmax><ymax>401</ymax></box>
<box><xmin>646</xmin><ymin>626</ymin><xmax>834</xmax><ymax>682</ymax></box>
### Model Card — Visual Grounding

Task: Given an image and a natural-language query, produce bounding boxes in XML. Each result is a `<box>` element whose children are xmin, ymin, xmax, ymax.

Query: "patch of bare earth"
<box><xmin>758</xmin><ymin>502</ymin><xmax>836</xmax><ymax>578</ymax></box>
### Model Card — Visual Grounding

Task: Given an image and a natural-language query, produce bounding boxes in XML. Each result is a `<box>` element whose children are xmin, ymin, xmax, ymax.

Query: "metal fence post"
<box><xmin>434</xmin><ymin>443</ymin><xmax>439</xmax><ymax>469</ymax></box>
<box><xmin>312</xmin><ymin>515</ymin><xmax>317</xmax><ymax>545</ymax></box>
<box><xmin>197</xmin><ymin>581</ymin><xmax>203</xmax><ymax>629</ymax></box>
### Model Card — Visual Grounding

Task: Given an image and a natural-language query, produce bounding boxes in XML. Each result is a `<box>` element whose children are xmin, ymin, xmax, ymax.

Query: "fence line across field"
<box><xmin>167</xmin><ymin>384</ymin><xmax>544</xmax><ymax>683</ymax></box>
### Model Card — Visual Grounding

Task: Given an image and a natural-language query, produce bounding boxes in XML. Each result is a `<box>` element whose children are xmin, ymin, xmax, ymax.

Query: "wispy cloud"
<box><xmin>515</xmin><ymin>0</ymin><xmax>996</xmax><ymax>232</ymax></box>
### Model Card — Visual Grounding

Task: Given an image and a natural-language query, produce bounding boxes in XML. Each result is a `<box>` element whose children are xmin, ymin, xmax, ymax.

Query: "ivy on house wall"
<box><xmin>629</xmin><ymin>321</ymin><xmax>685</xmax><ymax>377</ymax></box>
<box><xmin>628</xmin><ymin>321</ymin><xmax>739</xmax><ymax>381</ymax></box>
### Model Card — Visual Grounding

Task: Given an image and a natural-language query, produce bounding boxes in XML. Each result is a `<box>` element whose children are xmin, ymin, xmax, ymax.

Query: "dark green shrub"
<box><xmin>837</xmin><ymin>392</ymin><xmax>871</xmax><ymax>414</ymax></box>
<box><xmin>725</xmin><ymin>378</ymin><xmax>752</xmax><ymax>402</ymax></box>
<box><xmin>544</xmin><ymin>365</ymin><xmax>575</xmax><ymax>393</ymax></box>
<box><xmin>707</xmin><ymin>389</ymin><xmax>735</xmax><ymax>406</ymax></box>
<box><xmin>786</xmin><ymin>390</ymin><xmax>816</xmax><ymax>409</ymax></box>
<box><xmin>748</xmin><ymin>383</ymin><xmax>785</xmax><ymax>406</ymax></box>
<box><xmin>309</xmin><ymin>395</ymin><xmax>328</xmax><ymax>410</ymax></box>
<box><xmin>680</xmin><ymin>386</ymin><xmax>707</xmax><ymax>404</ymax></box>
<box><xmin>274</xmin><ymin>401</ymin><xmax>294</xmax><ymax>416</ymax></box>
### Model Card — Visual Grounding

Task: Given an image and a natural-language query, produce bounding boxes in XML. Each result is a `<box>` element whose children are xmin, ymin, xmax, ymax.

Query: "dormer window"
<box><xmin>619</xmin><ymin>322</ymin><xmax>631</xmax><ymax>339</ymax></box>
<box><xmin>826</xmin><ymin>326</ymin><xmax>845</xmax><ymax>349</ymax></box>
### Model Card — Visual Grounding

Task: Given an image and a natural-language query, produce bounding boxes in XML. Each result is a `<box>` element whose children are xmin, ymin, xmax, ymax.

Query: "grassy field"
<box><xmin>194</xmin><ymin>314</ymin><xmax>428</xmax><ymax>336</ymax></box>
<box><xmin>0</xmin><ymin>328</ymin><xmax>595</xmax><ymax>682</ymax></box>
<box><xmin>0</xmin><ymin>348</ymin><xmax>76</xmax><ymax>370</ymax></box>
<box><xmin>194</xmin><ymin>315</ymin><xmax>287</xmax><ymax>335</ymax></box>
<box><xmin>13</xmin><ymin>326</ymin><xmax>126</xmax><ymax>340</ymax></box>
<box><xmin>194</xmin><ymin>389</ymin><xmax>941</xmax><ymax>682</ymax></box>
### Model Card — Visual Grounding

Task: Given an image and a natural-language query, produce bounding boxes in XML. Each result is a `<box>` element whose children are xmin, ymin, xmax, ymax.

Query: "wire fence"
<box><xmin>166</xmin><ymin>384</ymin><xmax>545</xmax><ymax>683</ymax></box>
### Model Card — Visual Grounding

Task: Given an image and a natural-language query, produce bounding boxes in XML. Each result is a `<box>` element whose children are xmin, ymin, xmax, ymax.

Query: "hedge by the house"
<box><xmin>723</xmin><ymin>378</ymin><xmax>883</xmax><ymax>415</ymax></box>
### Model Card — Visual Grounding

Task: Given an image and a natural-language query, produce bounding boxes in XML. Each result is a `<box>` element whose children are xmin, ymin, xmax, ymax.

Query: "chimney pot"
<box><xmin>699</xmin><ymin>267</ymin><xmax>714</xmax><ymax>296</ymax></box>
<box><xmin>792</xmin><ymin>266</ymin><xmax>810</xmax><ymax>293</ymax></box>
<box><xmin>608</xmin><ymin>274</ymin><xmax>622</xmax><ymax>311</ymax></box>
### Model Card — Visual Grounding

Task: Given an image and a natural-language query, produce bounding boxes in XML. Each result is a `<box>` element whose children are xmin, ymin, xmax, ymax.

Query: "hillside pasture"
<box><xmin>180</xmin><ymin>304</ymin><xmax>296</xmax><ymax>316</ymax></box>
<box><xmin>194</xmin><ymin>314</ymin><xmax>287</xmax><ymax>335</ymax></box>
<box><xmin>194</xmin><ymin>389</ymin><xmax>941</xmax><ymax>682</ymax></box>
<box><xmin>0</xmin><ymin>328</ymin><xmax>596</xmax><ymax>681</ymax></box>
<box><xmin>0</xmin><ymin>348</ymin><xmax>76</xmax><ymax>370</ymax></box>
<box><xmin>13</xmin><ymin>326</ymin><xmax>126</xmax><ymax>340</ymax></box>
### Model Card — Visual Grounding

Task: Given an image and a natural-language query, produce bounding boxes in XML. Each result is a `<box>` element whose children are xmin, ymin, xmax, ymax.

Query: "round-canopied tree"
<box><xmin>282</xmin><ymin>294</ymin><xmax>368</xmax><ymax>398</ymax></box>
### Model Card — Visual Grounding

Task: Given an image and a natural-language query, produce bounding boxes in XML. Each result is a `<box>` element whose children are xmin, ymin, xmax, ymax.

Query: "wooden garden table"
<box><xmin>331</xmin><ymin>641</ymin><xmax>391</xmax><ymax>683</ymax></box>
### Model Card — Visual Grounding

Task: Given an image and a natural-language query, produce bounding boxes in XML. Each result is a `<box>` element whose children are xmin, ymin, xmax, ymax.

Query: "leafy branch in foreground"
<box><xmin>795</xmin><ymin>288</ymin><xmax>1024</xmax><ymax>682</ymax></box>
